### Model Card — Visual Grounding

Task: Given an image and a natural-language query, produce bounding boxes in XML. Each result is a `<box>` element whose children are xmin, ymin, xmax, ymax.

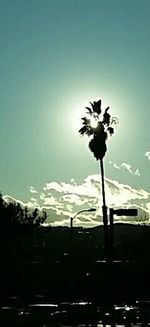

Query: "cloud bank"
<box><xmin>3</xmin><ymin>175</ymin><xmax>150</xmax><ymax>227</ymax></box>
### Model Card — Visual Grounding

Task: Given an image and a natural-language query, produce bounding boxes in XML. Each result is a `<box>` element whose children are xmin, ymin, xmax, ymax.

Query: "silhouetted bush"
<box><xmin>0</xmin><ymin>192</ymin><xmax>47</xmax><ymax>229</ymax></box>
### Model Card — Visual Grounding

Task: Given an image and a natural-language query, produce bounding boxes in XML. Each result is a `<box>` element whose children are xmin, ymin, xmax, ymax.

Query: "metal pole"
<box><xmin>109</xmin><ymin>208</ymin><xmax>115</xmax><ymax>322</ymax></box>
<box><xmin>70</xmin><ymin>209</ymin><xmax>94</xmax><ymax>254</ymax></box>
<box><xmin>109</xmin><ymin>208</ymin><xmax>114</xmax><ymax>264</ymax></box>
<box><xmin>100</xmin><ymin>158</ymin><xmax>108</xmax><ymax>261</ymax></box>
<box><xmin>70</xmin><ymin>217</ymin><xmax>73</xmax><ymax>229</ymax></box>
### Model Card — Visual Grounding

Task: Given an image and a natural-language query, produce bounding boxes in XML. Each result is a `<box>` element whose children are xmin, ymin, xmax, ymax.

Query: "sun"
<box><xmin>90</xmin><ymin>116</ymin><xmax>98</xmax><ymax>129</ymax></box>
<box><xmin>69</xmin><ymin>96</ymin><xmax>118</xmax><ymax>134</ymax></box>
<box><xmin>71</xmin><ymin>99</ymin><xmax>100</xmax><ymax>132</ymax></box>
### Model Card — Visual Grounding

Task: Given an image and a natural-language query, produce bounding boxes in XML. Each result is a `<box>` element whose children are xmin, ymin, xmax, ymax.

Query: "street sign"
<box><xmin>112</xmin><ymin>208</ymin><xmax>138</xmax><ymax>216</ymax></box>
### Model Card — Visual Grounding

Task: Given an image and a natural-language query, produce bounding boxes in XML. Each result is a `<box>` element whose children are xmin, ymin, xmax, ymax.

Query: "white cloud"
<box><xmin>30</xmin><ymin>186</ymin><xmax>38</xmax><ymax>194</ymax></box>
<box><xmin>43</xmin><ymin>182</ymin><xmax>63</xmax><ymax>193</ymax></box>
<box><xmin>109</xmin><ymin>160</ymin><xmax>140</xmax><ymax>176</ymax></box>
<box><xmin>30</xmin><ymin>197</ymin><xmax>39</xmax><ymax>207</ymax></box>
<box><xmin>3</xmin><ymin>195</ymin><xmax>39</xmax><ymax>210</ymax></box>
<box><xmin>3</xmin><ymin>195</ymin><xmax>25</xmax><ymax>206</ymax></box>
<box><xmin>3</xmin><ymin>174</ymin><xmax>150</xmax><ymax>227</ymax></box>
<box><xmin>42</xmin><ymin>175</ymin><xmax>150</xmax><ymax>225</ymax></box>
<box><xmin>135</xmin><ymin>169</ymin><xmax>140</xmax><ymax>176</ymax></box>
<box><xmin>145</xmin><ymin>151</ymin><xmax>150</xmax><ymax>160</ymax></box>
<box><xmin>121</xmin><ymin>162</ymin><xmax>133</xmax><ymax>173</ymax></box>
<box><xmin>70</xmin><ymin>178</ymin><xmax>75</xmax><ymax>183</ymax></box>
<box><xmin>62</xmin><ymin>194</ymin><xmax>89</xmax><ymax>206</ymax></box>
<box><xmin>109</xmin><ymin>160</ymin><xmax>120</xmax><ymax>170</ymax></box>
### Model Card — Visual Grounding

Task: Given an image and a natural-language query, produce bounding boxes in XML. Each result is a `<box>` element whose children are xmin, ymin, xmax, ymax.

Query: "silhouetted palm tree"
<box><xmin>79</xmin><ymin>99</ymin><xmax>117</xmax><ymax>260</ymax></box>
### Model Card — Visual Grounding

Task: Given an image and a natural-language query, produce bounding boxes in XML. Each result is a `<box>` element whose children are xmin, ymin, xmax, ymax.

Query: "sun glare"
<box><xmin>71</xmin><ymin>98</ymin><xmax>100</xmax><ymax>132</ymax></box>
<box><xmin>71</xmin><ymin>101</ymin><xmax>88</xmax><ymax>132</ymax></box>
<box><xmin>69</xmin><ymin>96</ymin><xmax>120</xmax><ymax>135</ymax></box>
<box><xmin>90</xmin><ymin>116</ymin><xmax>98</xmax><ymax>129</ymax></box>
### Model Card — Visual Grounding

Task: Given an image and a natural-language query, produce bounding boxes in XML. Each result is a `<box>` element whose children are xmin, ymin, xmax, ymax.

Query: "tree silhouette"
<box><xmin>0</xmin><ymin>193</ymin><xmax>47</xmax><ymax>228</ymax></box>
<box><xmin>79</xmin><ymin>99</ymin><xmax>118</xmax><ymax>259</ymax></box>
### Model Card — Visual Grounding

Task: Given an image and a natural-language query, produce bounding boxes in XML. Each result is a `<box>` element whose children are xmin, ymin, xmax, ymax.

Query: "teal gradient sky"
<box><xmin>0</xmin><ymin>0</ymin><xmax>150</xmax><ymax>224</ymax></box>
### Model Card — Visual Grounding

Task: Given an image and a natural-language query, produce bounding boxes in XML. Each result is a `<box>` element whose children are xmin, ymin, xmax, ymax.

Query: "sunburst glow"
<box><xmin>70</xmin><ymin>100</ymin><xmax>89</xmax><ymax>132</ymax></box>
<box><xmin>90</xmin><ymin>116</ymin><xmax>98</xmax><ymax>129</ymax></box>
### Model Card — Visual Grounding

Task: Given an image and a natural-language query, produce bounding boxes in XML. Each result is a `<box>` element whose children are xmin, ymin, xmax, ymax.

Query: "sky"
<box><xmin>0</xmin><ymin>0</ymin><xmax>150</xmax><ymax>226</ymax></box>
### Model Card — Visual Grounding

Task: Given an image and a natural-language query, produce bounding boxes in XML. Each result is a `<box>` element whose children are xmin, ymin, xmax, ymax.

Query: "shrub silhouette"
<box><xmin>0</xmin><ymin>192</ymin><xmax>47</xmax><ymax>228</ymax></box>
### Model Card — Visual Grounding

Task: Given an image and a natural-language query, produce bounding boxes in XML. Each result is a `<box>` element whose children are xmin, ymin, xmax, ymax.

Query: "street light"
<box><xmin>70</xmin><ymin>208</ymin><xmax>96</xmax><ymax>229</ymax></box>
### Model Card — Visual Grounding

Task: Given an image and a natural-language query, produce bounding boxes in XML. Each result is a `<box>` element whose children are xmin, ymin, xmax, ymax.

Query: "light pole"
<box><xmin>69</xmin><ymin>208</ymin><xmax>96</xmax><ymax>301</ymax></box>
<box><xmin>70</xmin><ymin>208</ymin><xmax>96</xmax><ymax>229</ymax></box>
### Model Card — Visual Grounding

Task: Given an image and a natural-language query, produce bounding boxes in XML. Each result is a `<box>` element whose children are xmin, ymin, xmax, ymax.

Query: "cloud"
<box><xmin>109</xmin><ymin>160</ymin><xmax>140</xmax><ymax>176</ymax></box>
<box><xmin>30</xmin><ymin>186</ymin><xmax>38</xmax><ymax>194</ymax></box>
<box><xmin>121</xmin><ymin>163</ymin><xmax>133</xmax><ymax>173</ymax></box>
<box><xmin>3</xmin><ymin>195</ymin><xmax>39</xmax><ymax>210</ymax></box>
<box><xmin>109</xmin><ymin>160</ymin><xmax>120</xmax><ymax>170</ymax></box>
<box><xmin>145</xmin><ymin>151</ymin><xmax>150</xmax><ymax>160</ymax></box>
<box><xmin>3</xmin><ymin>175</ymin><xmax>150</xmax><ymax>227</ymax></box>
<box><xmin>135</xmin><ymin>169</ymin><xmax>140</xmax><ymax>176</ymax></box>
<box><xmin>121</xmin><ymin>163</ymin><xmax>140</xmax><ymax>176</ymax></box>
<box><xmin>62</xmin><ymin>194</ymin><xmax>89</xmax><ymax>206</ymax></box>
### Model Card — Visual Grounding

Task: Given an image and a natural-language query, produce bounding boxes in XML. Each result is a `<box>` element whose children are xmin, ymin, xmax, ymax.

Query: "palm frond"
<box><xmin>86</xmin><ymin>127</ymin><xmax>94</xmax><ymax>136</ymax></box>
<box><xmin>79</xmin><ymin>115</ymin><xmax>94</xmax><ymax>136</ymax></box>
<box><xmin>107</xmin><ymin>127</ymin><xmax>114</xmax><ymax>136</ymax></box>
<box><xmin>90</xmin><ymin>100</ymin><xmax>101</xmax><ymax>115</ymax></box>
<box><xmin>111</xmin><ymin>117</ymin><xmax>119</xmax><ymax>126</ymax></box>
<box><xmin>79</xmin><ymin>126</ymin><xmax>88</xmax><ymax>136</ymax></box>
<box><xmin>81</xmin><ymin>117</ymin><xmax>91</xmax><ymax>126</ymax></box>
<box><xmin>85</xmin><ymin>107</ymin><xmax>93</xmax><ymax>115</ymax></box>
<box><xmin>103</xmin><ymin>107</ymin><xmax>110</xmax><ymax>125</ymax></box>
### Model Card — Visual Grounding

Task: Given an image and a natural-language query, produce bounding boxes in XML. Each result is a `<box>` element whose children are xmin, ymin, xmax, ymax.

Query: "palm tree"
<box><xmin>79</xmin><ymin>99</ymin><xmax>117</xmax><ymax>260</ymax></box>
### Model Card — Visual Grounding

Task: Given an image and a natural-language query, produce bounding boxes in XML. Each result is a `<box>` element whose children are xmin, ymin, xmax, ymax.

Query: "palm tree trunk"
<box><xmin>99</xmin><ymin>158</ymin><xmax>109</xmax><ymax>261</ymax></box>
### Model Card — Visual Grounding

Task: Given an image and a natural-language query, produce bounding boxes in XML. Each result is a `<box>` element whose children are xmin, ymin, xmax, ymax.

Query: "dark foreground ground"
<box><xmin>1</xmin><ymin>299</ymin><xmax>150</xmax><ymax>326</ymax></box>
<box><xmin>1</xmin><ymin>223</ymin><xmax>150</xmax><ymax>325</ymax></box>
